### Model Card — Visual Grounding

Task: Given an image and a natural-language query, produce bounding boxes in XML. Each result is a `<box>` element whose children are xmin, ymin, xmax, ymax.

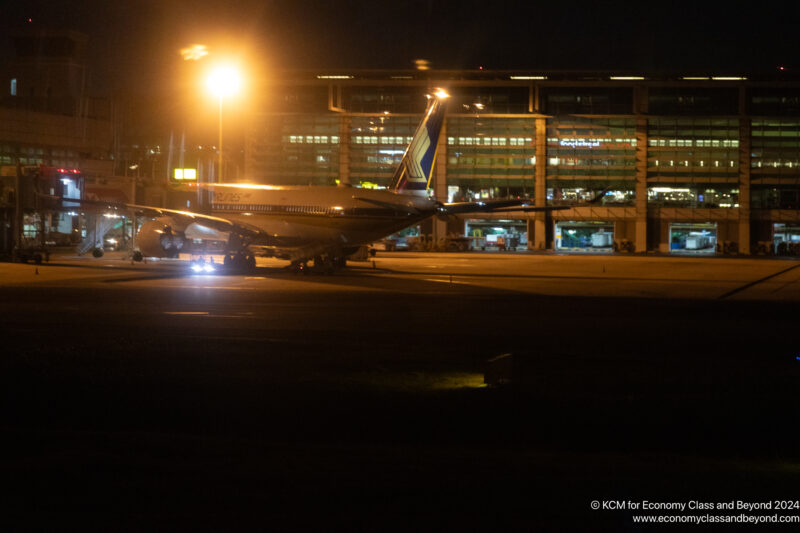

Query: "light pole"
<box><xmin>206</xmin><ymin>66</ymin><xmax>242</xmax><ymax>182</ymax></box>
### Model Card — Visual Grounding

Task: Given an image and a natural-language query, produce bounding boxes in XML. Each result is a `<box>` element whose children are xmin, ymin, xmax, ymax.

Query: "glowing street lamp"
<box><xmin>206</xmin><ymin>66</ymin><xmax>242</xmax><ymax>181</ymax></box>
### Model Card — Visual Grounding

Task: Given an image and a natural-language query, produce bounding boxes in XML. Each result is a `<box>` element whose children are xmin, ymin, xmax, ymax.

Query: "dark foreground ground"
<box><xmin>1</xmin><ymin>263</ymin><xmax>799</xmax><ymax>530</ymax></box>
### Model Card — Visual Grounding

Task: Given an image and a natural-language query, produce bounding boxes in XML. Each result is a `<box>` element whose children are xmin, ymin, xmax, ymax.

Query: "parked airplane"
<box><xmin>77</xmin><ymin>89</ymin><xmax>568</xmax><ymax>273</ymax></box>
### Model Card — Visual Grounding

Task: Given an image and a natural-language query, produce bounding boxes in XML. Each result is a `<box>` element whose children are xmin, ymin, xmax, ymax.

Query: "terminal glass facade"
<box><xmin>546</xmin><ymin>117</ymin><xmax>636</xmax><ymax>205</ymax></box>
<box><xmin>446</xmin><ymin>117</ymin><xmax>535</xmax><ymax>201</ymax></box>
<box><xmin>647</xmin><ymin>118</ymin><xmax>740</xmax><ymax>207</ymax></box>
<box><xmin>240</xmin><ymin>72</ymin><xmax>800</xmax><ymax>255</ymax></box>
<box><xmin>250</xmin><ymin>115</ymin><xmax>340</xmax><ymax>185</ymax></box>
<box><xmin>349</xmin><ymin>115</ymin><xmax>416</xmax><ymax>187</ymax></box>
<box><xmin>0</xmin><ymin>144</ymin><xmax>79</xmax><ymax>167</ymax></box>
<box><xmin>750</xmin><ymin>119</ymin><xmax>800</xmax><ymax>209</ymax></box>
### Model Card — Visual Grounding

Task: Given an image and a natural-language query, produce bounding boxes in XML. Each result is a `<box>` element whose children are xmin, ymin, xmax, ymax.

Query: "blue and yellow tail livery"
<box><xmin>391</xmin><ymin>89</ymin><xmax>449</xmax><ymax>195</ymax></box>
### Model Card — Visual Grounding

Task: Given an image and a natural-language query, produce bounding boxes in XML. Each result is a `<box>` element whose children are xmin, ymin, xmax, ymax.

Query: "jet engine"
<box><xmin>137</xmin><ymin>218</ymin><xmax>186</xmax><ymax>258</ymax></box>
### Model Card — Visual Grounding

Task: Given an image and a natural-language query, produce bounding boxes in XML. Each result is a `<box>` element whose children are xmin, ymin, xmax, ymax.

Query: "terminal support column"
<box><xmin>338</xmin><ymin>115</ymin><xmax>351</xmax><ymax>186</ymax></box>
<box><xmin>635</xmin><ymin>117</ymin><xmax>648</xmax><ymax>252</ymax></box>
<box><xmin>532</xmin><ymin>117</ymin><xmax>547</xmax><ymax>250</ymax></box>
<box><xmin>634</xmin><ymin>85</ymin><xmax>649</xmax><ymax>253</ymax></box>
<box><xmin>433</xmin><ymin>121</ymin><xmax>448</xmax><ymax>243</ymax></box>
<box><xmin>738</xmin><ymin>91</ymin><xmax>751</xmax><ymax>254</ymax></box>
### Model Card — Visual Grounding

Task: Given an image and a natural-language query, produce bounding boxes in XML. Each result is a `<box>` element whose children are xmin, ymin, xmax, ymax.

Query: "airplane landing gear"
<box><xmin>223</xmin><ymin>252</ymin><xmax>257</xmax><ymax>273</ymax></box>
<box><xmin>290</xmin><ymin>261</ymin><xmax>308</xmax><ymax>275</ymax></box>
<box><xmin>312</xmin><ymin>255</ymin><xmax>335</xmax><ymax>275</ymax></box>
<box><xmin>290</xmin><ymin>254</ymin><xmax>344</xmax><ymax>275</ymax></box>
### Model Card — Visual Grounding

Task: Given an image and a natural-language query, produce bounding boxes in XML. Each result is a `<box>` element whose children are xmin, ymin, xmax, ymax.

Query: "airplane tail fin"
<box><xmin>390</xmin><ymin>89</ymin><xmax>449</xmax><ymax>196</ymax></box>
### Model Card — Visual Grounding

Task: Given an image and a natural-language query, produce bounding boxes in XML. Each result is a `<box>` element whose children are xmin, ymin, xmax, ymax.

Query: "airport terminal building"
<box><xmin>245</xmin><ymin>70</ymin><xmax>800</xmax><ymax>255</ymax></box>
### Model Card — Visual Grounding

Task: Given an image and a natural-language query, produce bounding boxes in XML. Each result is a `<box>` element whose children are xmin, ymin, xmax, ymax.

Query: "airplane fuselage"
<box><xmin>211</xmin><ymin>185</ymin><xmax>437</xmax><ymax>249</ymax></box>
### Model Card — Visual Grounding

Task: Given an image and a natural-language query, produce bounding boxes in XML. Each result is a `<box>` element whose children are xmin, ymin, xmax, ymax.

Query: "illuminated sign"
<box><xmin>559</xmin><ymin>139</ymin><xmax>600</xmax><ymax>148</ymax></box>
<box><xmin>173</xmin><ymin>168</ymin><xmax>197</xmax><ymax>181</ymax></box>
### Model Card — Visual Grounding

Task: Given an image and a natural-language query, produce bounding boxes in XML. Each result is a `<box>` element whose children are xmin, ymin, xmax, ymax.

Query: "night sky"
<box><xmin>4</xmin><ymin>0</ymin><xmax>800</xmax><ymax>92</ymax></box>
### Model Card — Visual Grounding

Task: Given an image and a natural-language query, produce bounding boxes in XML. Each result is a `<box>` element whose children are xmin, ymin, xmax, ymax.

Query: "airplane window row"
<box><xmin>211</xmin><ymin>203</ymin><xmax>396</xmax><ymax>218</ymax></box>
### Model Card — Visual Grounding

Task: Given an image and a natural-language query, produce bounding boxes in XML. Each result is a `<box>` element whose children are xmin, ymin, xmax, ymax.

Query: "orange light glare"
<box><xmin>207</xmin><ymin>66</ymin><xmax>242</xmax><ymax>98</ymax></box>
<box><xmin>181</xmin><ymin>44</ymin><xmax>209</xmax><ymax>61</ymax></box>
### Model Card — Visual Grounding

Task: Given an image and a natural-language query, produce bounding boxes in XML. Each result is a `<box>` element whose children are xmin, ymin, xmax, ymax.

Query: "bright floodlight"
<box><xmin>207</xmin><ymin>66</ymin><xmax>242</xmax><ymax>98</ymax></box>
<box><xmin>434</xmin><ymin>88</ymin><xmax>450</xmax><ymax>99</ymax></box>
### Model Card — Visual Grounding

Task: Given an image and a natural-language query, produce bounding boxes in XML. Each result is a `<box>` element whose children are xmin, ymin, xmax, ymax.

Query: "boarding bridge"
<box><xmin>77</xmin><ymin>215</ymin><xmax>118</xmax><ymax>255</ymax></box>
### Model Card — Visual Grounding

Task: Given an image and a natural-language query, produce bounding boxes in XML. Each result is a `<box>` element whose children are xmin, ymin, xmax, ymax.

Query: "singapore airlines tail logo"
<box><xmin>391</xmin><ymin>91</ymin><xmax>448</xmax><ymax>194</ymax></box>
<box><xmin>406</xmin><ymin>124</ymin><xmax>433</xmax><ymax>189</ymax></box>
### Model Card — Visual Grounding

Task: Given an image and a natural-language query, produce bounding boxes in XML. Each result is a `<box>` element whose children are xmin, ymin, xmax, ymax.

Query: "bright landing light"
<box><xmin>191</xmin><ymin>263</ymin><xmax>216</xmax><ymax>274</ymax></box>
<box><xmin>207</xmin><ymin>66</ymin><xmax>242</xmax><ymax>98</ymax></box>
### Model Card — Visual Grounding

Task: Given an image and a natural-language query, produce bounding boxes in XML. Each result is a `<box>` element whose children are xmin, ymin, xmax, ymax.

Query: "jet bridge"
<box><xmin>0</xmin><ymin>165</ymin><xmax>84</xmax><ymax>263</ymax></box>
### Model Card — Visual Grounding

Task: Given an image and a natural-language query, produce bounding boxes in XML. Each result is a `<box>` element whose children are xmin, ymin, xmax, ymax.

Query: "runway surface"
<box><xmin>3</xmin><ymin>250</ymin><xmax>800</xmax><ymax>300</ymax></box>
<box><xmin>1</xmin><ymin>252</ymin><xmax>799</xmax><ymax>529</ymax></box>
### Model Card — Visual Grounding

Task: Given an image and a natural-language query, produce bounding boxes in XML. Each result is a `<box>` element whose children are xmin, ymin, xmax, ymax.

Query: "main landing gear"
<box><xmin>223</xmin><ymin>252</ymin><xmax>257</xmax><ymax>273</ymax></box>
<box><xmin>289</xmin><ymin>255</ymin><xmax>345</xmax><ymax>275</ymax></box>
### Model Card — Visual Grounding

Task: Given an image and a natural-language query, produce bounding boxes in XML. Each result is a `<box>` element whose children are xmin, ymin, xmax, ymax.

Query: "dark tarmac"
<box><xmin>1</xmin><ymin>254</ymin><xmax>799</xmax><ymax>530</ymax></box>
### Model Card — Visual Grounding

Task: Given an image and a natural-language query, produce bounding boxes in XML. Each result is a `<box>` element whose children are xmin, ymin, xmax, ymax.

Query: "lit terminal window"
<box><xmin>173</xmin><ymin>168</ymin><xmax>197</xmax><ymax>181</ymax></box>
<box><xmin>288</xmin><ymin>135</ymin><xmax>339</xmax><ymax>144</ymax></box>
<box><xmin>446</xmin><ymin>136</ymin><xmax>531</xmax><ymax>146</ymax></box>
<box><xmin>10</xmin><ymin>78</ymin><xmax>17</xmax><ymax>96</ymax></box>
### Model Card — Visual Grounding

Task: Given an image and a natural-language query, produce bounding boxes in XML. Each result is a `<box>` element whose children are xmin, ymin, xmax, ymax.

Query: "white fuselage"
<box><xmin>211</xmin><ymin>185</ymin><xmax>437</xmax><ymax>248</ymax></box>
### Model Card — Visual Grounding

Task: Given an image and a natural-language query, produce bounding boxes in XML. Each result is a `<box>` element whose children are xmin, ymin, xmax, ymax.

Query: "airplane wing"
<box><xmin>351</xmin><ymin>196</ymin><xmax>422</xmax><ymax>216</ymax></box>
<box><xmin>69</xmin><ymin>197</ymin><xmax>347</xmax><ymax>262</ymax></box>
<box><xmin>481</xmin><ymin>205</ymin><xmax>572</xmax><ymax>213</ymax></box>
<box><xmin>440</xmin><ymin>187</ymin><xmax>612</xmax><ymax>215</ymax></box>
<box><xmin>439</xmin><ymin>199</ymin><xmax>569</xmax><ymax>215</ymax></box>
<box><xmin>69</xmin><ymin>197</ymin><xmax>268</xmax><ymax>239</ymax></box>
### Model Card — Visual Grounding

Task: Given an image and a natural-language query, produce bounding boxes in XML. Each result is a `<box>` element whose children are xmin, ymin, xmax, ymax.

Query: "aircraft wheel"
<box><xmin>132</xmin><ymin>251</ymin><xmax>143</xmax><ymax>262</ymax></box>
<box><xmin>312</xmin><ymin>256</ymin><xmax>324</xmax><ymax>274</ymax></box>
<box><xmin>92</xmin><ymin>248</ymin><xmax>104</xmax><ymax>258</ymax></box>
<box><xmin>323</xmin><ymin>257</ymin><xmax>334</xmax><ymax>275</ymax></box>
<box><xmin>246</xmin><ymin>255</ymin><xmax>256</xmax><ymax>271</ymax></box>
<box><xmin>33</xmin><ymin>253</ymin><xmax>43</xmax><ymax>265</ymax></box>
